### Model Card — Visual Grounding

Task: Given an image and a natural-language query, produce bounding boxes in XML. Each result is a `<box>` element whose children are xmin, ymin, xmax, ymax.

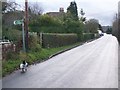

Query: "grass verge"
<box><xmin>2</xmin><ymin>42</ymin><xmax>83</xmax><ymax>77</ymax></box>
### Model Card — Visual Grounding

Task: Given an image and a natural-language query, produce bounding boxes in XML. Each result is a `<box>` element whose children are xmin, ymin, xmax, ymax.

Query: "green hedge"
<box><xmin>42</xmin><ymin>33</ymin><xmax>78</xmax><ymax>48</ymax></box>
<box><xmin>82</xmin><ymin>33</ymin><xmax>95</xmax><ymax>41</ymax></box>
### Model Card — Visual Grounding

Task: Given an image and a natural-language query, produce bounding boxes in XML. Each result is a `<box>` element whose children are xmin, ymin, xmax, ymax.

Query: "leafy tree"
<box><xmin>67</xmin><ymin>1</ymin><xmax>78</xmax><ymax>21</ymax></box>
<box><xmin>63</xmin><ymin>11</ymin><xmax>73</xmax><ymax>21</ymax></box>
<box><xmin>85</xmin><ymin>19</ymin><xmax>99</xmax><ymax>33</ymax></box>
<box><xmin>29</xmin><ymin>14</ymin><xmax>84</xmax><ymax>35</ymax></box>
<box><xmin>63</xmin><ymin>19</ymin><xmax>83</xmax><ymax>33</ymax></box>
<box><xmin>29</xmin><ymin>15</ymin><xmax>63</xmax><ymax>33</ymax></box>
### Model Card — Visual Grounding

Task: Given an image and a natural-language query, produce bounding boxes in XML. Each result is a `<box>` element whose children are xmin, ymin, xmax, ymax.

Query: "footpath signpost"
<box><xmin>13</xmin><ymin>20</ymin><xmax>23</xmax><ymax>25</ymax></box>
<box><xmin>14</xmin><ymin>20</ymin><xmax>26</xmax><ymax>52</ymax></box>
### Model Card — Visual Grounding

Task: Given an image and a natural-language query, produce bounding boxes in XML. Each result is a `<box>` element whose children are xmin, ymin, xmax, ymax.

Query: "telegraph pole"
<box><xmin>25</xmin><ymin>0</ymin><xmax>29</xmax><ymax>52</ymax></box>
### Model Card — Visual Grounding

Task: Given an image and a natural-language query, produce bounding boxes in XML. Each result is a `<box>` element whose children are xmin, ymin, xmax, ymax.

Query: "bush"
<box><xmin>28</xmin><ymin>34</ymin><xmax>41</xmax><ymax>52</ymax></box>
<box><xmin>2</xmin><ymin>28</ymin><xmax>22</xmax><ymax>43</ymax></box>
<box><xmin>19</xmin><ymin>52</ymin><xmax>33</xmax><ymax>64</ymax></box>
<box><xmin>6</xmin><ymin>51</ymin><xmax>19</xmax><ymax>60</ymax></box>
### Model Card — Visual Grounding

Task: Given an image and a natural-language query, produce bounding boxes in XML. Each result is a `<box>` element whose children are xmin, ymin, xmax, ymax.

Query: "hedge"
<box><xmin>42</xmin><ymin>33</ymin><xmax>78</xmax><ymax>48</ymax></box>
<box><xmin>82</xmin><ymin>33</ymin><xmax>95</xmax><ymax>41</ymax></box>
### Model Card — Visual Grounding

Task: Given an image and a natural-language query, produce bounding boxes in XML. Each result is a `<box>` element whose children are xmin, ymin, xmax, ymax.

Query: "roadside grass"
<box><xmin>2</xmin><ymin>42</ymin><xmax>82</xmax><ymax>77</ymax></box>
<box><xmin>2</xmin><ymin>60</ymin><xmax>21</xmax><ymax>77</ymax></box>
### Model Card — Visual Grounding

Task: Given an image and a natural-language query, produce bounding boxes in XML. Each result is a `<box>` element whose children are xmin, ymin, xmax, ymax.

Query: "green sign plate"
<box><xmin>14</xmin><ymin>20</ymin><xmax>23</xmax><ymax>25</ymax></box>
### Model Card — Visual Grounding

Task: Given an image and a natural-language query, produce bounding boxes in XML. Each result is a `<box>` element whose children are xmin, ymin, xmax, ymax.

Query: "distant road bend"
<box><xmin>3</xmin><ymin>34</ymin><xmax>118</xmax><ymax>88</ymax></box>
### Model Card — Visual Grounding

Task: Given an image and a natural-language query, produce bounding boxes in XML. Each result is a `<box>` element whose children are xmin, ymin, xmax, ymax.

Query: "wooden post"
<box><xmin>25</xmin><ymin>0</ymin><xmax>29</xmax><ymax>51</ymax></box>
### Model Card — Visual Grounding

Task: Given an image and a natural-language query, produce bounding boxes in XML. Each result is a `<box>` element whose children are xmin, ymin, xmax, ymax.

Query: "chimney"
<box><xmin>59</xmin><ymin>7</ymin><xmax>64</xmax><ymax>13</ymax></box>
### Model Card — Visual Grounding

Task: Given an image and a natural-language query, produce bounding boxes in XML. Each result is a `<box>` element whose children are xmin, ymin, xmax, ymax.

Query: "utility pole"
<box><xmin>25</xmin><ymin>0</ymin><xmax>29</xmax><ymax>52</ymax></box>
<box><xmin>22</xmin><ymin>20</ymin><xmax>26</xmax><ymax>52</ymax></box>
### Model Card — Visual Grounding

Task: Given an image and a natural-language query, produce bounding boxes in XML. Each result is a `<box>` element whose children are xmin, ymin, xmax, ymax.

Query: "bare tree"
<box><xmin>28</xmin><ymin>2</ymin><xmax>43</xmax><ymax>20</ymax></box>
<box><xmin>2</xmin><ymin>1</ymin><xmax>20</xmax><ymax>14</ymax></box>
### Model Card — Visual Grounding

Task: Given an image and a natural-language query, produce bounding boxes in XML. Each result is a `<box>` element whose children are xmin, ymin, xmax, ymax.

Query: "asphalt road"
<box><xmin>0</xmin><ymin>44</ymin><xmax>2</xmax><ymax>89</ymax></box>
<box><xmin>118</xmin><ymin>43</ymin><xmax>120</xmax><ymax>89</ymax></box>
<box><xmin>0</xmin><ymin>44</ymin><xmax>2</xmax><ymax>60</ymax></box>
<box><xmin>2</xmin><ymin>34</ymin><xmax>118</xmax><ymax>88</ymax></box>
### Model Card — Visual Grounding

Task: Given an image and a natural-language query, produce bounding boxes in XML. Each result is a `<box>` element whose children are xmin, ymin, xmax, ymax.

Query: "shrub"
<box><xmin>2</xmin><ymin>28</ymin><xmax>22</xmax><ymax>43</ymax></box>
<box><xmin>6</xmin><ymin>51</ymin><xmax>19</xmax><ymax>60</ymax></box>
<box><xmin>28</xmin><ymin>34</ymin><xmax>41</xmax><ymax>52</ymax></box>
<box><xmin>19</xmin><ymin>52</ymin><xmax>28</xmax><ymax>61</ymax></box>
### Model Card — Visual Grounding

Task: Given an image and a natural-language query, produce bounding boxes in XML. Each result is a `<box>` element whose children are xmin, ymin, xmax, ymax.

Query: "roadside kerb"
<box><xmin>49</xmin><ymin>39</ymin><xmax>95</xmax><ymax>59</ymax></box>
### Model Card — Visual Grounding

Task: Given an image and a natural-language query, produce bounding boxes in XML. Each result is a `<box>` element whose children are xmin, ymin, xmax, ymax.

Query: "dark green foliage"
<box><xmin>12</xmin><ymin>25</ymin><xmax>22</xmax><ymax>31</ymax></box>
<box><xmin>29</xmin><ymin>15</ymin><xmax>63</xmax><ymax>33</ymax></box>
<box><xmin>29</xmin><ymin>14</ymin><xmax>83</xmax><ymax>35</ymax></box>
<box><xmin>2</xmin><ymin>28</ymin><xmax>22</xmax><ymax>43</ymax></box>
<box><xmin>67</xmin><ymin>1</ymin><xmax>78</xmax><ymax>21</ymax></box>
<box><xmin>42</xmin><ymin>33</ymin><xmax>78</xmax><ymax>48</ymax></box>
<box><xmin>106</xmin><ymin>27</ymin><xmax>112</xmax><ymax>34</ymax></box>
<box><xmin>63</xmin><ymin>20</ymin><xmax>83</xmax><ymax>34</ymax></box>
<box><xmin>98</xmin><ymin>24</ymin><xmax>103</xmax><ymax>32</ymax></box>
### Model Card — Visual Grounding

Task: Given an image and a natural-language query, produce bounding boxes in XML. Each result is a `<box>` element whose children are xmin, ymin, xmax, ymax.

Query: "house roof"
<box><xmin>46</xmin><ymin>12</ymin><xmax>65</xmax><ymax>17</ymax></box>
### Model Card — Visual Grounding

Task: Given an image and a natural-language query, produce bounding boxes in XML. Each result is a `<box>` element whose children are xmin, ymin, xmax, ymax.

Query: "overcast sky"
<box><xmin>15</xmin><ymin>0</ymin><xmax>120</xmax><ymax>26</ymax></box>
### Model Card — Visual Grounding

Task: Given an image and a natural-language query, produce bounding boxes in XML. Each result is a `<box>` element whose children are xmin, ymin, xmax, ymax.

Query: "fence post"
<box><xmin>40</xmin><ymin>32</ymin><xmax>43</xmax><ymax>47</ymax></box>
